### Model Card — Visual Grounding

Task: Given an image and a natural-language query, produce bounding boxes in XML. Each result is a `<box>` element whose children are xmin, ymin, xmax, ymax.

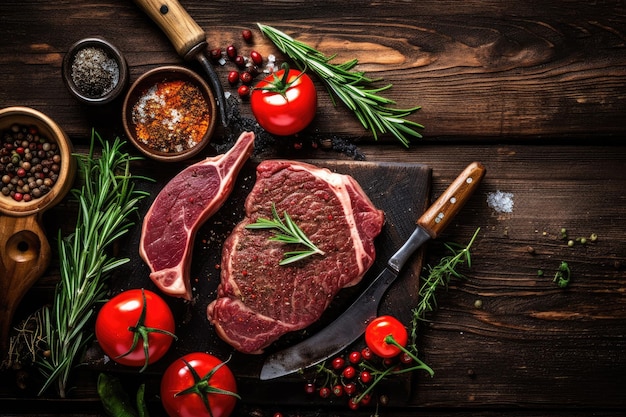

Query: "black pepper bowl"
<box><xmin>122</xmin><ymin>65</ymin><xmax>218</xmax><ymax>162</ymax></box>
<box><xmin>0</xmin><ymin>106</ymin><xmax>76</xmax><ymax>215</ymax></box>
<box><xmin>62</xmin><ymin>36</ymin><xmax>129</xmax><ymax>105</ymax></box>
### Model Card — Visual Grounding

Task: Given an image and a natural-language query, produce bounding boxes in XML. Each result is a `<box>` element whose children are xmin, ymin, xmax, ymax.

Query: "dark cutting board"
<box><xmin>97</xmin><ymin>158</ymin><xmax>431</xmax><ymax>406</ymax></box>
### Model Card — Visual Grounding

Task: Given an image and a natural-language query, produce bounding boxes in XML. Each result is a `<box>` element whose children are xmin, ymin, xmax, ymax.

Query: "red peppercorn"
<box><xmin>239</xmin><ymin>71</ymin><xmax>253</xmax><ymax>85</ymax></box>
<box><xmin>227</xmin><ymin>71</ymin><xmax>240</xmax><ymax>85</ymax></box>
<box><xmin>242</xmin><ymin>29</ymin><xmax>253</xmax><ymax>43</ymax></box>
<box><xmin>16</xmin><ymin>147</ymin><xmax>25</xmax><ymax>155</ymax></box>
<box><xmin>348</xmin><ymin>351</ymin><xmax>362</xmax><ymax>364</ymax></box>
<box><xmin>209</xmin><ymin>48</ymin><xmax>222</xmax><ymax>61</ymax></box>
<box><xmin>343</xmin><ymin>382</ymin><xmax>356</xmax><ymax>395</ymax></box>
<box><xmin>16</xmin><ymin>167</ymin><xmax>26</xmax><ymax>177</ymax></box>
<box><xmin>250</xmin><ymin>50</ymin><xmax>263</xmax><ymax>65</ymax></box>
<box><xmin>234</xmin><ymin>55</ymin><xmax>246</xmax><ymax>68</ymax></box>
<box><xmin>361</xmin><ymin>347</ymin><xmax>373</xmax><ymax>360</ymax></box>
<box><xmin>226</xmin><ymin>45</ymin><xmax>237</xmax><ymax>59</ymax></box>
<box><xmin>13</xmin><ymin>192</ymin><xmax>23</xmax><ymax>202</ymax></box>
<box><xmin>304</xmin><ymin>382</ymin><xmax>316</xmax><ymax>395</ymax></box>
<box><xmin>342</xmin><ymin>365</ymin><xmax>356</xmax><ymax>379</ymax></box>
<box><xmin>237</xmin><ymin>85</ymin><xmax>250</xmax><ymax>98</ymax></box>
<box><xmin>359</xmin><ymin>370</ymin><xmax>372</xmax><ymax>384</ymax></box>
<box><xmin>319</xmin><ymin>387</ymin><xmax>331</xmax><ymax>399</ymax></box>
<box><xmin>331</xmin><ymin>356</ymin><xmax>345</xmax><ymax>370</ymax></box>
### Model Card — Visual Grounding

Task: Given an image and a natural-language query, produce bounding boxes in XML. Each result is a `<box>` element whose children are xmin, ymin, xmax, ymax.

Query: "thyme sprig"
<box><xmin>258</xmin><ymin>23</ymin><xmax>424</xmax><ymax>147</ymax></box>
<box><xmin>409</xmin><ymin>228</ymin><xmax>480</xmax><ymax>346</ymax></box>
<box><xmin>246</xmin><ymin>203</ymin><xmax>325</xmax><ymax>265</ymax></box>
<box><xmin>37</xmin><ymin>132</ymin><xmax>150</xmax><ymax>397</ymax></box>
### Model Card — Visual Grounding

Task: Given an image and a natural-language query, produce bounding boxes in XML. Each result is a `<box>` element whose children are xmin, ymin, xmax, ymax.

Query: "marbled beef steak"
<box><xmin>207</xmin><ymin>160</ymin><xmax>385</xmax><ymax>354</ymax></box>
<box><xmin>140</xmin><ymin>132</ymin><xmax>255</xmax><ymax>300</ymax></box>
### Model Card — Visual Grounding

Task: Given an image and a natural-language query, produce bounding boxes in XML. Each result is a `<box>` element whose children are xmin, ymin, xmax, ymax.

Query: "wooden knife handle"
<box><xmin>418</xmin><ymin>162</ymin><xmax>486</xmax><ymax>239</ymax></box>
<box><xmin>132</xmin><ymin>0</ymin><xmax>206</xmax><ymax>58</ymax></box>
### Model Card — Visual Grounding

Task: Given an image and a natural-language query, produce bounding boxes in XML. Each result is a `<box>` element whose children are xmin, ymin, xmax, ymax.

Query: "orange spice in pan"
<box><xmin>131</xmin><ymin>80</ymin><xmax>209</xmax><ymax>153</ymax></box>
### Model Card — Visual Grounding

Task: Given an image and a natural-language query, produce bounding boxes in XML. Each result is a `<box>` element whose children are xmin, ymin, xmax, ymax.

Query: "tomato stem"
<box><xmin>254</xmin><ymin>62</ymin><xmax>306</xmax><ymax>99</ymax></box>
<box><xmin>175</xmin><ymin>357</ymin><xmax>241</xmax><ymax>417</ymax></box>
<box><xmin>116</xmin><ymin>288</ymin><xmax>177</xmax><ymax>372</ymax></box>
<box><xmin>384</xmin><ymin>334</ymin><xmax>434</xmax><ymax>376</ymax></box>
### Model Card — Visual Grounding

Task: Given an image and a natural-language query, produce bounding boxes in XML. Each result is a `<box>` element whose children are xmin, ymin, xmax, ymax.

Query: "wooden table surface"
<box><xmin>1</xmin><ymin>1</ymin><xmax>625</xmax><ymax>416</ymax></box>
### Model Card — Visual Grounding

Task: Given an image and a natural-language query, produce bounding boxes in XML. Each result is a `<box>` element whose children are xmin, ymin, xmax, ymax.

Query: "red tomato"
<box><xmin>364</xmin><ymin>315</ymin><xmax>408</xmax><ymax>358</ymax></box>
<box><xmin>250</xmin><ymin>65</ymin><xmax>317</xmax><ymax>136</ymax></box>
<box><xmin>161</xmin><ymin>352</ymin><xmax>239</xmax><ymax>417</ymax></box>
<box><xmin>95</xmin><ymin>289</ymin><xmax>176</xmax><ymax>370</ymax></box>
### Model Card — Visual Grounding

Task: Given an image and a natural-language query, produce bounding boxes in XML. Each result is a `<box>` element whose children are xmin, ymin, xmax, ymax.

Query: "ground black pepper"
<box><xmin>0</xmin><ymin>124</ymin><xmax>62</xmax><ymax>202</ymax></box>
<box><xmin>71</xmin><ymin>46</ymin><xmax>119</xmax><ymax>98</ymax></box>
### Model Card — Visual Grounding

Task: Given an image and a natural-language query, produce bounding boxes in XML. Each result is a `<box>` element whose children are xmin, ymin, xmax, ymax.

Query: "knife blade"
<box><xmin>132</xmin><ymin>0</ymin><xmax>229</xmax><ymax>126</ymax></box>
<box><xmin>260</xmin><ymin>162</ymin><xmax>486</xmax><ymax>380</ymax></box>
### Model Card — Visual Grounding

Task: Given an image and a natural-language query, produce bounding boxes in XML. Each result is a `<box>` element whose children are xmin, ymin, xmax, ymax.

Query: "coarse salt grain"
<box><xmin>487</xmin><ymin>190</ymin><xmax>514</xmax><ymax>213</ymax></box>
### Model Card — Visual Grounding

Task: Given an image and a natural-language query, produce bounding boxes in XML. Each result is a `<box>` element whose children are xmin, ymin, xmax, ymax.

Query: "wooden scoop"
<box><xmin>0</xmin><ymin>107</ymin><xmax>75</xmax><ymax>356</ymax></box>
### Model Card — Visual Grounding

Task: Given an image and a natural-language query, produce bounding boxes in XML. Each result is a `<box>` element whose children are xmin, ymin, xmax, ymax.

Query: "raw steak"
<box><xmin>207</xmin><ymin>160</ymin><xmax>385</xmax><ymax>354</ymax></box>
<box><xmin>140</xmin><ymin>131</ymin><xmax>255</xmax><ymax>300</ymax></box>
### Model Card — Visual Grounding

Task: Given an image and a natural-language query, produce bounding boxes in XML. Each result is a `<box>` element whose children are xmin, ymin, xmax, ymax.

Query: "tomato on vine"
<box><xmin>161</xmin><ymin>352</ymin><xmax>239</xmax><ymax>417</ymax></box>
<box><xmin>95</xmin><ymin>288</ymin><xmax>176</xmax><ymax>371</ymax></box>
<box><xmin>250</xmin><ymin>63</ymin><xmax>317</xmax><ymax>136</ymax></box>
<box><xmin>364</xmin><ymin>315</ymin><xmax>408</xmax><ymax>358</ymax></box>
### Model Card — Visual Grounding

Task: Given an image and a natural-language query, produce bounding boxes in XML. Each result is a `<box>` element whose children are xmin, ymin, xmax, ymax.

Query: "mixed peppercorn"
<box><xmin>0</xmin><ymin>123</ymin><xmax>62</xmax><ymax>202</ymax></box>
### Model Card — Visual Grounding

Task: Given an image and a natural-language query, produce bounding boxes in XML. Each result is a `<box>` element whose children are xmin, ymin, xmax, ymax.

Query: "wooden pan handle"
<box><xmin>418</xmin><ymin>162</ymin><xmax>486</xmax><ymax>239</ymax></box>
<box><xmin>0</xmin><ymin>215</ymin><xmax>51</xmax><ymax>354</ymax></box>
<box><xmin>132</xmin><ymin>0</ymin><xmax>207</xmax><ymax>58</ymax></box>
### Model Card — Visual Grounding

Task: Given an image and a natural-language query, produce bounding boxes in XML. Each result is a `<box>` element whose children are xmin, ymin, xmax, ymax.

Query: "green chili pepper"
<box><xmin>97</xmin><ymin>373</ymin><xmax>139</xmax><ymax>417</ymax></box>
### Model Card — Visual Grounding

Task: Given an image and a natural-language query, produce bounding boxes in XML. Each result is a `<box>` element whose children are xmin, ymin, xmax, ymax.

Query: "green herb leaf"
<box><xmin>246</xmin><ymin>203</ymin><xmax>325</xmax><ymax>265</ymax></box>
<box><xmin>258</xmin><ymin>23</ymin><xmax>423</xmax><ymax>148</ymax></box>
<box><xmin>36</xmin><ymin>131</ymin><xmax>151</xmax><ymax>398</ymax></box>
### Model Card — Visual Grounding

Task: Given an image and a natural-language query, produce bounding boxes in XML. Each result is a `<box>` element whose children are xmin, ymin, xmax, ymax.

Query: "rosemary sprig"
<box><xmin>258</xmin><ymin>23</ymin><xmax>423</xmax><ymax>148</ymax></box>
<box><xmin>246</xmin><ymin>203</ymin><xmax>325</xmax><ymax>265</ymax></box>
<box><xmin>409</xmin><ymin>228</ymin><xmax>480</xmax><ymax>347</ymax></box>
<box><xmin>36</xmin><ymin>131</ymin><xmax>150</xmax><ymax>397</ymax></box>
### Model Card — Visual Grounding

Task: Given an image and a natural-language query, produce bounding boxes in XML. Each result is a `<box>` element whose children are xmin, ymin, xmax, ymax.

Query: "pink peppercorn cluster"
<box><xmin>0</xmin><ymin>124</ymin><xmax>61</xmax><ymax>202</ymax></box>
<box><xmin>209</xmin><ymin>29</ymin><xmax>275</xmax><ymax>98</ymax></box>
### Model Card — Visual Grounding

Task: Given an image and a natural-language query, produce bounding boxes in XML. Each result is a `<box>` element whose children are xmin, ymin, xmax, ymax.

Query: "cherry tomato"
<box><xmin>250</xmin><ymin>64</ymin><xmax>317</xmax><ymax>136</ymax></box>
<box><xmin>342</xmin><ymin>365</ymin><xmax>356</xmax><ymax>379</ymax></box>
<box><xmin>161</xmin><ymin>352</ymin><xmax>239</xmax><ymax>417</ymax></box>
<box><xmin>95</xmin><ymin>289</ymin><xmax>176</xmax><ymax>371</ymax></box>
<box><xmin>331</xmin><ymin>356</ymin><xmax>345</xmax><ymax>370</ymax></box>
<box><xmin>348</xmin><ymin>351</ymin><xmax>362</xmax><ymax>364</ymax></box>
<box><xmin>364</xmin><ymin>315</ymin><xmax>408</xmax><ymax>358</ymax></box>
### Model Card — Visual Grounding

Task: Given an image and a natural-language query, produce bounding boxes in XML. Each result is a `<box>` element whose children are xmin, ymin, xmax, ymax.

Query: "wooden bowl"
<box><xmin>62</xmin><ymin>36</ymin><xmax>129</xmax><ymax>105</ymax></box>
<box><xmin>0</xmin><ymin>106</ymin><xmax>76</xmax><ymax>354</ymax></box>
<box><xmin>122</xmin><ymin>65</ymin><xmax>218</xmax><ymax>162</ymax></box>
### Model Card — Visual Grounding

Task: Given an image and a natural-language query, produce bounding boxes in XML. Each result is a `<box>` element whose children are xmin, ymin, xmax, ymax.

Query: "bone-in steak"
<box><xmin>207</xmin><ymin>160</ymin><xmax>385</xmax><ymax>354</ymax></box>
<box><xmin>140</xmin><ymin>132</ymin><xmax>255</xmax><ymax>300</ymax></box>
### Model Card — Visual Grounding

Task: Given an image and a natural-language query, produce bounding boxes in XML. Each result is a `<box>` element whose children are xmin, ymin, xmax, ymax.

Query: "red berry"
<box><xmin>332</xmin><ymin>384</ymin><xmax>344</xmax><ymax>397</ymax></box>
<box><xmin>16</xmin><ymin>167</ymin><xmax>26</xmax><ymax>177</ymax></box>
<box><xmin>13</xmin><ymin>192</ymin><xmax>23</xmax><ymax>202</ymax></box>
<box><xmin>400</xmin><ymin>352</ymin><xmax>413</xmax><ymax>364</ymax></box>
<box><xmin>240</xmin><ymin>71</ymin><xmax>253</xmax><ymax>84</ymax></box>
<box><xmin>360</xmin><ymin>393</ymin><xmax>372</xmax><ymax>405</ymax></box>
<box><xmin>227</xmin><ymin>71</ymin><xmax>240</xmax><ymax>85</ymax></box>
<box><xmin>242</xmin><ymin>29</ymin><xmax>253</xmax><ymax>43</ymax></box>
<box><xmin>237</xmin><ymin>85</ymin><xmax>250</xmax><ymax>98</ymax></box>
<box><xmin>304</xmin><ymin>382</ymin><xmax>316</xmax><ymax>394</ymax></box>
<box><xmin>359</xmin><ymin>370</ymin><xmax>372</xmax><ymax>384</ymax></box>
<box><xmin>331</xmin><ymin>357</ymin><xmax>345</xmax><ymax>370</ymax></box>
<box><xmin>209</xmin><ymin>48</ymin><xmax>222</xmax><ymax>60</ymax></box>
<box><xmin>348</xmin><ymin>397</ymin><xmax>360</xmax><ymax>410</ymax></box>
<box><xmin>342</xmin><ymin>365</ymin><xmax>356</xmax><ymax>379</ymax></box>
<box><xmin>16</xmin><ymin>147</ymin><xmax>25</xmax><ymax>155</ymax></box>
<box><xmin>343</xmin><ymin>382</ymin><xmax>356</xmax><ymax>396</ymax></box>
<box><xmin>226</xmin><ymin>45</ymin><xmax>237</xmax><ymax>59</ymax></box>
<box><xmin>250</xmin><ymin>50</ymin><xmax>263</xmax><ymax>65</ymax></box>
<box><xmin>348</xmin><ymin>351</ymin><xmax>362</xmax><ymax>364</ymax></box>
<box><xmin>319</xmin><ymin>387</ymin><xmax>331</xmax><ymax>398</ymax></box>
<box><xmin>234</xmin><ymin>55</ymin><xmax>246</xmax><ymax>68</ymax></box>
<box><xmin>361</xmin><ymin>347</ymin><xmax>373</xmax><ymax>361</ymax></box>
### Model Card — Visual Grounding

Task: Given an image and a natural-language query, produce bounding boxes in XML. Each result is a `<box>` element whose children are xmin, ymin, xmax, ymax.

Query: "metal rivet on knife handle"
<box><xmin>417</xmin><ymin>162</ymin><xmax>486</xmax><ymax>239</ymax></box>
<box><xmin>132</xmin><ymin>0</ymin><xmax>230</xmax><ymax>127</ymax></box>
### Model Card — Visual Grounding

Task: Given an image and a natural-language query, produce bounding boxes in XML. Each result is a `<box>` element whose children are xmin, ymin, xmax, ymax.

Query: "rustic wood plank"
<box><xmin>1</xmin><ymin>1</ymin><xmax>625</xmax><ymax>141</ymax></box>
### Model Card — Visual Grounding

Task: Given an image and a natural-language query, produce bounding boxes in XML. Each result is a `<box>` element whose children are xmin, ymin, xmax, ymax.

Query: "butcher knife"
<box><xmin>132</xmin><ymin>0</ymin><xmax>229</xmax><ymax>126</ymax></box>
<box><xmin>260</xmin><ymin>162</ymin><xmax>486</xmax><ymax>380</ymax></box>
